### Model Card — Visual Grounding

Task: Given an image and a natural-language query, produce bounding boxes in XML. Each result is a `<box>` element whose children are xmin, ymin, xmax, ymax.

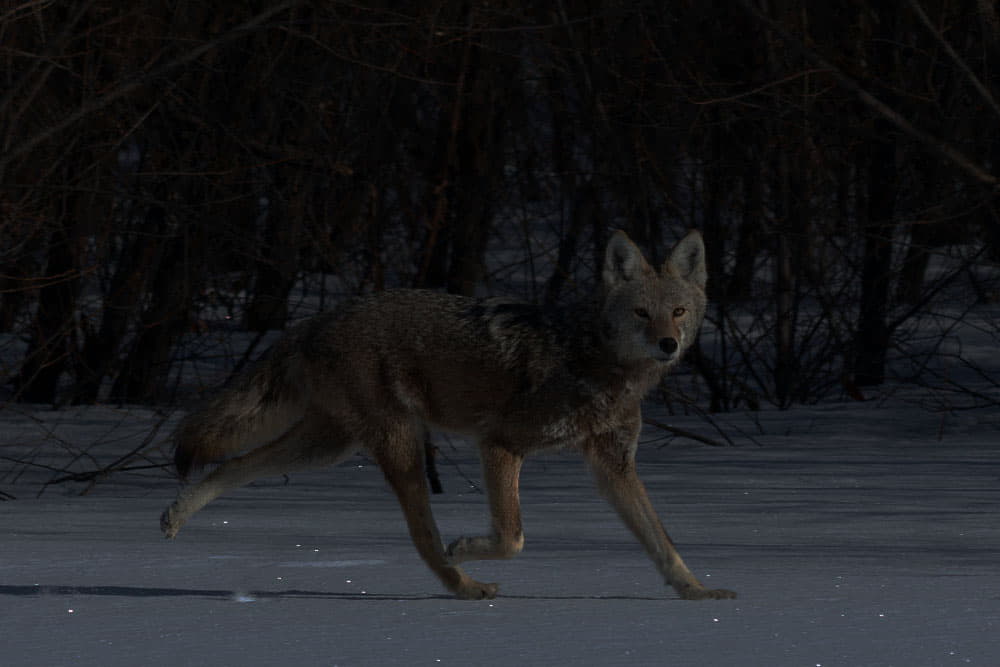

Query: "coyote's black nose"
<box><xmin>659</xmin><ymin>337</ymin><xmax>678</xmax><ymax>355</ymax></box>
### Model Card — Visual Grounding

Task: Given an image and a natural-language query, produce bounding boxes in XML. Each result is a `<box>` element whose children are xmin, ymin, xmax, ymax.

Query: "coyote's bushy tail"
<box><xmin>173</xmin><ymin>344</ymin><xmax>305</xmax><ymax>479</ymax></box>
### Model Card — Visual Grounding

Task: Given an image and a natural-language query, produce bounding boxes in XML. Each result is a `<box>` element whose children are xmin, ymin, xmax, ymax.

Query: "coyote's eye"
<box><xmin>634</xmin><ymin>307</ymin><xmax>651</xmax><ymax>319</ymax></box>
<box><xmin>673</xmin><ymin>307</ymin><xmax>687</xmax><ymax>318</ymax></box>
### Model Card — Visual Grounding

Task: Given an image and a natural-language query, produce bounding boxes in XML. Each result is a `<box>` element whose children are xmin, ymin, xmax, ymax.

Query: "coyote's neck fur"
<box><xmin>462</xmin><ymin>295</ymin><xmax>667</xmax><ymax>407</ymax></box>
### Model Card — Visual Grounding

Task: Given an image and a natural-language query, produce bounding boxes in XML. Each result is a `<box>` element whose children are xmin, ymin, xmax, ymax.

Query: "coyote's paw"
<box><xmin>160</xmin><ymin>504</ymin><xmax>184</xmax><ymax>539</ymax></box>
<box><xmin>446</xmin><ymin>536</ymin><xmax>486</xmax><ymax>564</ymax></box>
<box><xmin>677</xmin><ymin>585</ymin><xmax>737</xmax><ymax>600</ymax></box>
<box><xmin>454</xmin><ymin>579</ymin><xmax>500</xmax><ymax>600</ymax></box>
<box><xmin>446</xmin><ymin>534</ymin><xmax>523</xmax><ymax>564</ymax></box>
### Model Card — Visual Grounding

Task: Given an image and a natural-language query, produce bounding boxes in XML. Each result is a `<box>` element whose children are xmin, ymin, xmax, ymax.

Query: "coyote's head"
<box><xmin>599</xmin><ymin>230</ymin><xmax>707</xmax><ymax>368</ymax></box>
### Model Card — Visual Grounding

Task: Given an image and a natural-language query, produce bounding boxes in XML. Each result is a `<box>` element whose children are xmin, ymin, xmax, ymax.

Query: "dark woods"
<box><xmin>2</xmin><ymin>1</ymin><xmax>998</xmax><ymax>410</ymax></box>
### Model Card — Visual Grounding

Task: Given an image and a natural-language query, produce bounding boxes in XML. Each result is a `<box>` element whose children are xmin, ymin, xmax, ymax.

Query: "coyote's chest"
<box><xmin>492</xmin><ymin>376</ymin><xmax>645</xmax><ymax>452</ymax></box>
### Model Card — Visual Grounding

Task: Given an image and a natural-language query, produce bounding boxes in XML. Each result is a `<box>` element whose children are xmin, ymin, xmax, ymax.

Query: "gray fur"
<box><xmin>161</xmin><ymin>230</ymin><xmax>735</xmax><ymax>601</ymax></box>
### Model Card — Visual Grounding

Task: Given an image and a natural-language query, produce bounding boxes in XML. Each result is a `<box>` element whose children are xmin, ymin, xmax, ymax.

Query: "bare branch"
<box><xmin>643</xmin><ymin>418</ymin><xmax>730</xmax><ymax>448</ymax></box>
<box><xmin>0</xmin><ymin>0</ymin><xmax>304</xmax><ymax>174</ymax></box>
<box><xmin>735</xmin><ymin>0</ymin><xmax>998</xmax><ymax>189</ymax></box>
<box><xmin>906</xmin><ymin>0</ymin><xmax>1000</xmax><ymax>122</ymax></box>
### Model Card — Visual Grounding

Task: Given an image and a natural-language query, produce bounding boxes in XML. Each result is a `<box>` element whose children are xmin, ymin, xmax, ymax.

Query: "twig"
<box><xmin>655</xmin><ymin>385</ymin><xmax>766</xmax><ymax>447</ymax></box>
<box><xmin>643</xmin><ymin>417</ymin><xmax>729</xmax><ymax>448</ymax></box>
<box><xmin>433</xmin><ymin>435</ymin><xmax>482</xmax><ymax>493</ymax></box>
<box><xmin>39</xmin><ymin>410</ymin><xmax>174</xmax><ymax>494</ymax></box>
<box><xmin>0</xmin><ymin>455</ymin><xmax>68</xmax><ymax>474</ymax></box>
<box><xmin>735</xmin><ymin>0</ymin><xmax>998</xmax><ymax>189</ymax></box>
<box><xmin>229</xmin><ymin>329</ymin><xmax>270</xmax><ymax>378</ymax></box>
<box><xmin>906</xmin><ymin>0</ymin><xmax>1000</xmax><ymax>122</ymax></box>
<box><xmin>0</xmin><ymin>0</ymin><xmax>305</xmax><ymax>173</ymax></box>
<box><xmin>45</xmin><ymin>463</ymin><xmax>172</xmax><ymax>487</ymax></box>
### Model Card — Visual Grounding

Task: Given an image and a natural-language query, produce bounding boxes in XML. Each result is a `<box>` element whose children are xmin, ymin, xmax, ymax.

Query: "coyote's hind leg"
<box><xmin>161</xmin><ymin>412</ymin><xmax>355</xmax><ymax>538</ymax></box>
<box><xmin>375</xmin><ymin>426</ymin><xmax>499</xmax><ymax>600</ymax></box>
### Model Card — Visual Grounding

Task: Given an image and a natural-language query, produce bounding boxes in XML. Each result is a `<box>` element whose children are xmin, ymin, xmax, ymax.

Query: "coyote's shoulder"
<box><xmin>162</xmin><ymin>230</ymin><xmax>736</xmax><ymax>601</ymax></box>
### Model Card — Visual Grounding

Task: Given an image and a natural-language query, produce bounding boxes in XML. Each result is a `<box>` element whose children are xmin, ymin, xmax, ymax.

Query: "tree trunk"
<box><xmin>773</xmin><ymin>149</ymin><xmax>798</xmax><ymax>408</ymax></box>
<box><xmin>73</xmin><ymin>207</ymin><xmax>166</xmax><ymax>403</ymax></box>
<box><xmin>0</xmin><ymin>257</ymin><xmax>33</xmax><ymax>333</ymax></box>
<box><xmin>17</xmin><ymin>219</ymin><xmax>80</xmax><ymax>403</ymax></box>
<box><xmin>852</xmin><ymin>5</ymin><xmax>900</xmax><ymax>388</ymax></box>
<box><xmin>110</xmin><ymin>223</ymin><xmax>201</xmax><ymax>403</ymax></box>
<box><xmin>245</xmin><ymin>189</ymin><xmax>301</xmax><ymax>332</ymax></box>
<box><xmin>726</xmin><ymin>165</ymin><xmax>761</xmax><ymax>303</ymax></box>
<box><xmin>545</xmin><ymin>184</ymin><xmax>595</xmax><ymax>307</ymax></box>
<box><xmin>852</xmin><ymin>121</ymin><xmax>897</xmax><ymax>386</ymax></box>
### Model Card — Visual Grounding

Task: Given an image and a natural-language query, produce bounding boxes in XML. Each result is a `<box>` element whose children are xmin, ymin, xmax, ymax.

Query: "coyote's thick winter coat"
<box><xmin>161</xmin><ymin>230</ymin><xmax>735</xmax><ymax>600</ymax></box>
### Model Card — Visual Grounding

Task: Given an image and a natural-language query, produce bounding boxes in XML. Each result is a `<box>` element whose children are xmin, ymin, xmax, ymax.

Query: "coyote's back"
<box><xmin>162</xmin><ymin>229</ymin><xmax>736</xmax><ymax>601</ymax></box>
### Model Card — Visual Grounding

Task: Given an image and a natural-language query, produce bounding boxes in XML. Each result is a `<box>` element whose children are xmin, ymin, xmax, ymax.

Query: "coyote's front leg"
<box><xmin>446</xmin><ymin>443</ymin><xmax>525</xmax><ymax>564</ymax></box>
<box><xmin>584</xmin><ymin>433</ymin><xmax>736</xmax><ymax>600</ymax></box>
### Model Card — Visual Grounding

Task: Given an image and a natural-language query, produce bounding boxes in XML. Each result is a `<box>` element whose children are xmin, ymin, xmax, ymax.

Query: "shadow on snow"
<box><xmin>0</xmin><ymin>584</ymin><xmax>664</xmax><ymax>602</ymax></box>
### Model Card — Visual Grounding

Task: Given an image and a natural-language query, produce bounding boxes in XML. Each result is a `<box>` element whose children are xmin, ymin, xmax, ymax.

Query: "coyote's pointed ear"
<box><xmin>664</xmin><ymin>230</ymin><xmax>707</xmax><ymax>290</ymax></box>
<box><xmin>603</xmin><ymin>230</ymin><xmax>651</xmax><ymax>288</ymax></box>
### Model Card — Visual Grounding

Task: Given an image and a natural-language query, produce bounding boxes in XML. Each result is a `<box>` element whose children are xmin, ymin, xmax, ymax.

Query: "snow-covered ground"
<box><xmin>2</xmin><ymin>398</ymin><xmax>998</xmax><ymax>666</ymax></box>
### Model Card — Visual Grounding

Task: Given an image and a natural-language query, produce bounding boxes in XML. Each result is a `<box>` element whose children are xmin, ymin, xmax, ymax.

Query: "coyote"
<box><xmin>160</xmin><ymin>230</ymin><xmax>735</xmax><ymax>601</ymax></box>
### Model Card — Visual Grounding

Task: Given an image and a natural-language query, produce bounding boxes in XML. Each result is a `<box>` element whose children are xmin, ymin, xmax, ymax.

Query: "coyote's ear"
<box><xmin>603</xmin><ymin>230</ymin><xmax>651</xmax><ymax>288</ymax></box>
<box><xmin>664</xmin><ymin>230</ymin><xmax>707</xmax><ymax>290</ymax></box>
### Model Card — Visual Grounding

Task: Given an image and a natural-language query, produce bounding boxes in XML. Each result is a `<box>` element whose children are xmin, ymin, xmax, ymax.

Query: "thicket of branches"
<box><xmin>2</xmin><ymin>0</ymin><xmax>999</xmax><ymax>416</ymax></box>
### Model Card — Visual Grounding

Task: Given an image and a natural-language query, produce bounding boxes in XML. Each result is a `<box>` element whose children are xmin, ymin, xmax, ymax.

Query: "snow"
<box><xmin>2</xmin><ymin>397</ymin><xmax>999</xmax><ymax>667</ymax></box>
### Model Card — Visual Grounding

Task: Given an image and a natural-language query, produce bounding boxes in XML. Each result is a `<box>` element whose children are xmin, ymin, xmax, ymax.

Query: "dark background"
<box><xmin>2</xmin><ymin>0</ymin><xmax>998</xmax><ymax>414</ymax></box>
